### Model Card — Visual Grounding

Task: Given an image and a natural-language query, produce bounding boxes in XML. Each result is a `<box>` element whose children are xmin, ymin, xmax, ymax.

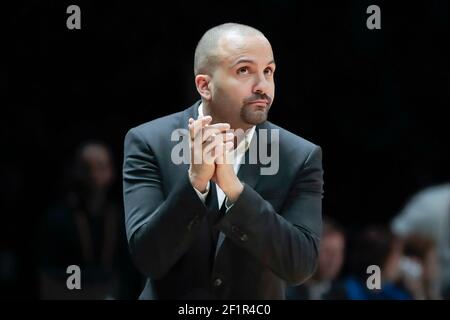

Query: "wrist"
<box><xmin>188</xmin><ymin>170</ymin><xmax>209</xmax><ymax>193</ymax></box>
<box><xmin>224</xmin><ymin>179</ymin><xmax>244</xmax><ymax>203</ymax></box>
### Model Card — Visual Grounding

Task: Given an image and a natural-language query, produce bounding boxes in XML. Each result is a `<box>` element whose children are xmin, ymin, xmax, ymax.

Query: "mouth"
<box><xmin>247</xmin><ymin>100</ymin><xmax>269</xmax><ymax>108</ymax></box>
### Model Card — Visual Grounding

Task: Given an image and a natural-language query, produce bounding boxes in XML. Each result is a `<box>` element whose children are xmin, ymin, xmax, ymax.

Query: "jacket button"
<box><xmin>240</xmin><ymin>234</ymin><xmax>248</xmax><ymax>242</ymax></box>
<box><xmin>213</xmin><ymin>278</ymin><xmax>222</xmax><ymax>287</ymax></box>
<box><xmin>231</xmin><ymin>225</ymin><xmax>238</xmax><ymax>233</ymax></box>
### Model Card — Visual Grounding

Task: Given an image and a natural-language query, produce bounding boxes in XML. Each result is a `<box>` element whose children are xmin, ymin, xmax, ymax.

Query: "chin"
<box><xmin>241</xmin><ymin>103</ymin><xmax>270</xmax><ymax>125</ymax></box>
<box><xmin>244</xmin><ymin>111</ymin><xmax>268</xmax><ymax>125</ymax></box>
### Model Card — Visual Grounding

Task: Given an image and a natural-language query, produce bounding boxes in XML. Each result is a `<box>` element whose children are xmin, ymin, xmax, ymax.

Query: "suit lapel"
<box><xmin>169</xmin><ymin>100</ymin><xmax>200</xmax><ymax>181</ymax></box>
<box><xmin>236</xmin><ymin>120</ymin><xmax>271</xmax><ymax>190</ymax></box>
<box><xmin>237</xmin><ymin>161</ymin><xmax>261</xmax><ymax>191</ymax></box>
<box><xmin>179</xmin><ymin>100</ymin><xmax>201</xmax><ymax>134</ymax></box>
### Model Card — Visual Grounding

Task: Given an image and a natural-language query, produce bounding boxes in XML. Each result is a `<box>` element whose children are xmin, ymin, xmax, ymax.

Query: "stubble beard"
<box><xmin>240</xmin><ymin>103</ymin><xmax>270</xmax><ymax>125</ymax></box>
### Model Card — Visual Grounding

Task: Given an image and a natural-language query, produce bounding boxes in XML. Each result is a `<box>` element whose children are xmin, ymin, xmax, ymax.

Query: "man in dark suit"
<box><xmin>123</xmin><ymin>23</ymin><xmax>324</xmax><ymax>299</ymax></box>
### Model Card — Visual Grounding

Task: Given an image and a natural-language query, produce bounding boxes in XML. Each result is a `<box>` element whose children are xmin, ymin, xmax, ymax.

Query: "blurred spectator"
<box><xmin>287</xmin><ymin>217</ymin><xmax>347</xmax><ymax>299</ymax></box>
<box><xmin>37</xmin><ymin>141</ymin><xmax>141</xmax><ymax>299</ymax></box>
<box><xmin>391</xmin><ymin>183</ymin><xmax>450</xmax><ymax>298</ymax></box>
<box><xmin>398</xmin><ymin>234</ymin><xmax>441</xmax><ymax>299</ymax></box>
<box><xmin>339</xmin><ymin>226</ymin><xmax>412</xmax><ymax>300</ymax></box>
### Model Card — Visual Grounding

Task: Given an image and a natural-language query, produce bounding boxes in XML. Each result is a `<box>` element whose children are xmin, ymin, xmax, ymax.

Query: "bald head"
<box><xmin>194</xmin><ymin>23</ymin><xmax>267</xmax><ymax>75</ymax></box>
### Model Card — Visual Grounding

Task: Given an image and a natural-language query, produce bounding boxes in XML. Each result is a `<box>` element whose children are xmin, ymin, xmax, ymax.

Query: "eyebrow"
<box><xmin>230</xmin><ymin>58</ymin><xmax>276</xmax><ymax>68</ymax></box>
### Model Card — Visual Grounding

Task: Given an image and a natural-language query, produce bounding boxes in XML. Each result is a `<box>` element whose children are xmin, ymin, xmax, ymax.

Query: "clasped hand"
<box><xmin>188</xmin><ymin>115</ymin><xmax>244</xmax><ymax>202</ymax></box>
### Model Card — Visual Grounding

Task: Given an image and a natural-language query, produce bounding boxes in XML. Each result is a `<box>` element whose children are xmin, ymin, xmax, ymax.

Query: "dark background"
<box><xmin>3</xmin><ymin>0</ymin><xmax>450</xmax><ymax>299</ymax></box>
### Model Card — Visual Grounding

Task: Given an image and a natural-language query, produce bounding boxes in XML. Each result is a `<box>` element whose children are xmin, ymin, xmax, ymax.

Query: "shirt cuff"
<box><xmin>192</xmin><ymin>181</ymin><xmax>210</xmax><ymax>203</ymax></box>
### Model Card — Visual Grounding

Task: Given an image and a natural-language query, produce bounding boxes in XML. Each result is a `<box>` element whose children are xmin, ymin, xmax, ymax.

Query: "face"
<box><xmin>206</xmin><ymin>32</ymin><xmax>276</xmax><ymax>128</ymax></box>
<box><xmin>81</xmin><ymin>144</ymin><xmax>114</xmax><ymax>190</ymax></box>
<box><xmin>317</xmin><ymin>232</ymin><xmax>345</xmax><ymax>280</ymax></box>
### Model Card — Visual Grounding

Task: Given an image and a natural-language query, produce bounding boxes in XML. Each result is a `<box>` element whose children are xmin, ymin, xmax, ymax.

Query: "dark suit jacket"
<box><xmin>123</xmin><ymin>100</ymin><xmax>324</xmax><ymax>299</ymax></box>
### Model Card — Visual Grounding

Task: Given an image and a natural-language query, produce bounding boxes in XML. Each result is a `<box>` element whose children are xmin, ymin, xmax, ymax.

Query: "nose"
<box><xmin>253</xmin><ymin>73</ymin><xmax>271</xmax><ymax>94</ymax></box>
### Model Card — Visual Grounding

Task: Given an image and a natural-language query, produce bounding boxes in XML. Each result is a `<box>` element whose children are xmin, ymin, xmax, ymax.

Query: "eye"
<box><xmin>237</xmin><ymin>66</ymin><xmax>249</xmax><ymax>75</ymax></box>
<box><xmin>264</xmin><ymin>67</ymin><xmax>274</xmax><ymax>76</ymax></box>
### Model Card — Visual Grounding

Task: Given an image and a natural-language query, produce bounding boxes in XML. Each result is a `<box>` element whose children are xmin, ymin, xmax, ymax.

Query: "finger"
<box><xmin>195</xmin><ymin>115</ymin><xmax>212</xmax><ymax>124</ymax></box>
<box><xmin>201</xmin><ymin>115</ymin><xmax>212</xmax><ymax>123</ymax></box>
<box><xmin>203</xmin><ymin>132</ymin><xmax>234</xmax><ymax>147</ymax></box>
<box><xmin>222</xmin><ymin>132</ymin><xmax>235</xmax><ymax>143</ymax></box>
<box><xmin>189</xmin><ymin>116</ymin><xmax>212</xmax><ymax>140</ymax></box>
<box><xmin>206</xmin><ymin>122</ymin><xmax>230</xmax><ymax>131</ymax></box>
<box><xmin>216</xmin><ymin>141</ymin><xmax>235</xmax><ymax>164</ymax></box>
<box><xmin>204</xmin><ymin>136</ymin><xmax>232</xmax><ymax>163</ymax></box>
<box><xmin>202</xmin><ymin>137</ymin><xmax>222</xmax><ymax>156</ymax></box>
<box><xmin>199</xmin><ymin>123</ymin><xmax>231</xmax><ymax>143</ymax></box>
<box><xmin>225</xmin><ymin>141</ymin><xmax>234</xmax><ymax>151</ymax></box>
<box><xmin>191</xmin><ymin>122</ymin><xmax>229</xmax><ymax>144</ymax></box>
<box><xmin>214</xmin><ymin>143</ymin><xmax>225</xmax><ymax>165</ymax></box>
<box><xmin>202</xmin><ymin>139</ymin><xmax>223</xmax><ymax>164</ymax></box>
<box><xmin>189</xmin><ymin>116</ymin><xmax>211</xmax><ymax>130</ymax></box>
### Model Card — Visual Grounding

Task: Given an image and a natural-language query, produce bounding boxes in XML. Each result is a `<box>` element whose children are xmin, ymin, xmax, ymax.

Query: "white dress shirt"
<box><xmin>191</xmin><ymin>102</ymin><xmax>256</xmax><ymax>210</ymax></box>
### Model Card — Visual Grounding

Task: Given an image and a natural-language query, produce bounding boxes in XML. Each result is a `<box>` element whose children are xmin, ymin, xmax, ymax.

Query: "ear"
<box><xmin>195</xmin><ymin>74</ymin><xmax>212</xmax><ymax>101</ymax></box>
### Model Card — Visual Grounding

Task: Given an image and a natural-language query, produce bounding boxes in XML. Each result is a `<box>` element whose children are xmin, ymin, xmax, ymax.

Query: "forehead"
<box><xmin>216</xmin><ymin>32</ymin><xmax>274</xmax><ymax>66</ymax></box>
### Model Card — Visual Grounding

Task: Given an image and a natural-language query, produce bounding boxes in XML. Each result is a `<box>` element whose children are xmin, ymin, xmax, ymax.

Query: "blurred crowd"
<box><xmin>1</xmin><ymin>140</ymin><xmax>448</xmax><ymax>299</ymax></box>
<box><xmin>36</xmin><ymin>141</ymin><xmax>142</xmax><ymax>299</ymax></box>
<box><xmin>288</xmin><ymin>183</ymin><xmax>450</xmax><ymax>299</ymax></box>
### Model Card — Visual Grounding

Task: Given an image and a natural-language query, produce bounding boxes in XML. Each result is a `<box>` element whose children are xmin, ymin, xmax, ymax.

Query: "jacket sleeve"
<box><xmin>217</xmin><ymin>146</ymin><xmax>324</xmax><ymax>285</ymax></box>
<box><xmin>123</xmin><ymin>128</ymin><xmax>208</xmax><ymax>279</ymax></box>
